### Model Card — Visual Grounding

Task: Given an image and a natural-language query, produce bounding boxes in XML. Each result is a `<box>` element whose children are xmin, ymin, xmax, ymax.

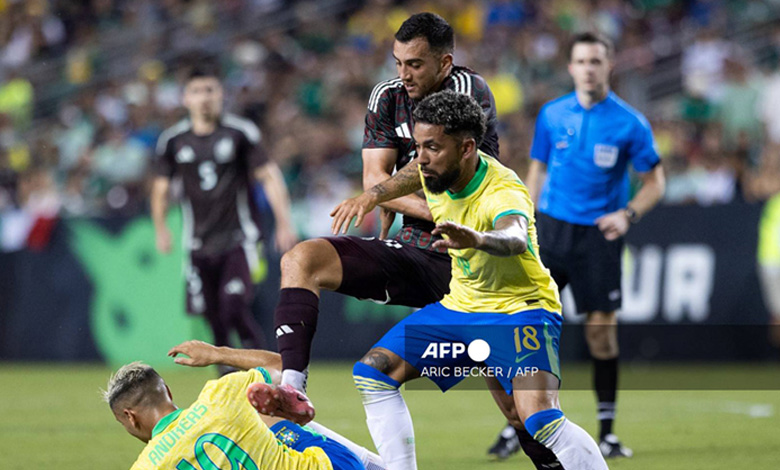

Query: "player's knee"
<box><xmin>512</xmin><ymin>374</ymin><xmax>559</xmax><ymax>422</ymax></box>
<box><xmin>280</xmin><ymin>239</ymin><xmax>338</xmax><ymax>281</ymax></box>
<box><xmin>357</xmin><ymin>348</ymin><xmax>400</xmax><ymax>376</ymax></box>
<box><xmin>280</xmin><ymin>242</ymin><xmax>312</xmax><ymax>277</ymax></box>
<box><xmin>515</xmin><ymin>398</ymin><xmax>558</xmax><ymax>424</ymax></box>
<box><xmin>584</xmin><ymin>322</ymin><xmax>618</xmax><ymax>358</ymax></box>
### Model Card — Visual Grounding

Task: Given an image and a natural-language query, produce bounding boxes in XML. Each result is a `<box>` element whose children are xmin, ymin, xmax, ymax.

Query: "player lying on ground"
<box><xmin>104</xmin><ymin>340</ymin><xmax>385</xmax><ymax>470</ymax></box>
<box><xmin>168</xmin><ymin>340</ymin><xmax>385</xmax><ymax>470</ymax></box>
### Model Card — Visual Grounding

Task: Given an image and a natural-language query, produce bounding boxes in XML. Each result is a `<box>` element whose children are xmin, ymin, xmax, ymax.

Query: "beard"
<box><xmin>423</xmin><ymin>166</ymin><xmax>461</xmax><ymax>194</ymax></box>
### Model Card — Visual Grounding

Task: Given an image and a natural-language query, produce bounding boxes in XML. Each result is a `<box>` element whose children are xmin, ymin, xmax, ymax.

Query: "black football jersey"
<box><xmin>362</xmin><ymin>65</ymin><xmax>500</xmax><ymax>232</ymax></box>
<box><xmin>155</xmin><ymin>114</ymin><xmax>268</xmax><ymax>255</ymax></box>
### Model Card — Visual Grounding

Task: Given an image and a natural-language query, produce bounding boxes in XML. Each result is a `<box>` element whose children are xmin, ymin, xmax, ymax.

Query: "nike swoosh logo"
<box><xmin>515</xmin><ymin>352</ymin><xmax>537</xmax><ymax>364</ymax></box>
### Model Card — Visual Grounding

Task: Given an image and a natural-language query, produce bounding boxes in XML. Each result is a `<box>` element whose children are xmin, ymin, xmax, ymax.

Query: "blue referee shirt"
<box><xmin>530</xmin><ymin>91</ymin><xmax>660</xmax><ymax>226</ymax></box>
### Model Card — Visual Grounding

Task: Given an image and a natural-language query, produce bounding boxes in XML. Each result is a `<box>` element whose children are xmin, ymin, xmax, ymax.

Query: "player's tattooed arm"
<box><xmin>432</xmin><ymin>215</ymin><xmax>528</xmax><ymax>257</ymax></box>
<box><xmin>366</xmin><ymin>161</ymin><xmax>424</xmax><ymax>201</ymax></box>
<box><xmin>363</xmin><ymin>149</ymin><xmax>431</xmax><ymax>222</ymax></box>
<box><xmin>331</xmin><ymin>159</ymin><xmax>424</xmax><ymax>234</ymax></box>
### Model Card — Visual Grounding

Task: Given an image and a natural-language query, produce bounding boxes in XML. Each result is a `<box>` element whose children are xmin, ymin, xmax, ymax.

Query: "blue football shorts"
<box><xmin>374</xmin><ymin>302</ymin><xmax>562</xmax><ymax>394</ymax></box>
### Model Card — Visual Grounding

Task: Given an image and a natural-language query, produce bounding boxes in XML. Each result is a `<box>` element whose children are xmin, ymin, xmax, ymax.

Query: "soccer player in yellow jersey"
<box><xmin>104</xmin><ymin>341</ymin><xmax>381</xmax><ymax>470</ymax></box>
<box><xmin>330</xmin><ymin>90</ymin><xmax>609</xmax><ymax>469</ymax></box>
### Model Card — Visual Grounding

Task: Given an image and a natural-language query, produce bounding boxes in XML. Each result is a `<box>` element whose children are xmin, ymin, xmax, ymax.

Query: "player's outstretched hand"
<box><xmin>168</xmin><ymin>340</ymin><xmax>219</xmax><ymax>367</ymax></box>
<box><xmin>596</xmin><ymin>209</ymin><xmax>630</xmax><ymax>241</ymax></box>
<box><xmin>432</xmin><ymin>221</ymin><xmax>482</xmax><ymax>251</ymax></box>
<box><xmin>330</xmin><ymin>192</ymin><xmax>379</xmax><ymax>235</ymax></box>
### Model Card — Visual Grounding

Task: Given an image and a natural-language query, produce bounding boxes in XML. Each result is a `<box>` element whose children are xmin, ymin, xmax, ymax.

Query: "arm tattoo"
<box><xmin>476</xmin><ymin>216</ymin><xmax>528</xmax><ymax>257</ymax></box>
<box><xmin>477</xmin><ymin>230</ymin><xmax>527</xmax><ymax>257</ymax></box>
<box><xmin>367</xmin><ymin>162</ymin><xmax>423</xmax><ymax>203</ymax></box>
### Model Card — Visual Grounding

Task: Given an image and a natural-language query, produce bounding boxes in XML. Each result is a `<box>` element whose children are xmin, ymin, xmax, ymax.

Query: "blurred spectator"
<box><xmin>688</xmin><ymin>126</ymin><xmax>738</xmax><ymax>205</ymax></box>
<box><xmin>0</xmin><ymin>112</ymin><xmax>30</xmax><ymax>174</ymax></box>
<box><xmin>91</xmin><ymin>127</ymin><xmax>148</xmax><ymax>186</ymax></box>
<box><xmin>716</xmin><ymin>56</ymin><xmax>762</xmax><ymax>156</ymax></box>
<box><xmin>760</xmin><ymin>62</ymin><xmax>780</xmax><ymax>147</ymax></box>
<box><xmin>55</xmin><ymin>97</ymin><xmax>96</xmax><ymax>173</ymax></box>
<box><xmin>681</xmin><ymin>26</ymin><xmax>732</xmax><ymax>101</ymax></box>
<box><xmin>0</xmin><ymin>146</ymin><xmax>15</xmax><ymax>211</ymax></box>
<box><xmin>0</xmin><ymin>70</ymin><xmax>34</xmax><ymax>130</ymax></box>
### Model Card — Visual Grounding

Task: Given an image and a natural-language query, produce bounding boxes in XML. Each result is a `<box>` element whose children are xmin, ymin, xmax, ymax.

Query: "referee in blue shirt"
<box><xmin>526</xmin><ymin>32</ymin><xmax>665</xmax><ymax>459</ymax></box>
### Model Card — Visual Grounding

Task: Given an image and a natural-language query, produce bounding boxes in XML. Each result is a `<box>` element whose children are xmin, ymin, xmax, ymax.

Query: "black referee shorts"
<box><xmin>536</xmin><ymin>212</ymin><xmax>623</xmax><ymax>314</ymax></box>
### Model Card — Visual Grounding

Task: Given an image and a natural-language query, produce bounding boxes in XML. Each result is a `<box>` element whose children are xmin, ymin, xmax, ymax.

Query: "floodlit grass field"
<box><xmin>0</xmin><ymin>362</ymin><xmax>778</xmax><ymax>469</ymax></box>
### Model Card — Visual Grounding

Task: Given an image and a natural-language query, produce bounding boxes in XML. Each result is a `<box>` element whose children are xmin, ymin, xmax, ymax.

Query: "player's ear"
<box><xmin>165</xmin><ymin>384</ymin><xmax>173</xmax><ymax>401</ymax></box>
<box><xmin>124</xmin><ymin>409</ymin><xmax>140</xmax><ymax>430</ymax></box>
<box><xmin>439</xmin><ymin>53</ymin><xmax>453</xmax><ymax>71</ymax></box>
<box><xmin>461</xmin><ymin>137</ymin><xmax>476</xmax><ymax>157</ymax></box>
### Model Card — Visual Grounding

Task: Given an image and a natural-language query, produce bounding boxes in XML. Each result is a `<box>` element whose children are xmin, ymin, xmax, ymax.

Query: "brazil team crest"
<box><xmin>275</xmin><ymin>427</ymin><xmax>300</xmax><ymax>446</ymax></box>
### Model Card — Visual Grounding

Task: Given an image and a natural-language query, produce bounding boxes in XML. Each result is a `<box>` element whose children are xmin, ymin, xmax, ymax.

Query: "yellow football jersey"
<box><xmin>421</xmin><ymin>152</ymin><xmax>561</xmax><ymax>314</ymax></box>
<box><xmin>130</xmin><ymin>369</ymin><xmax>332</xmax><ymax>470</ymax></box>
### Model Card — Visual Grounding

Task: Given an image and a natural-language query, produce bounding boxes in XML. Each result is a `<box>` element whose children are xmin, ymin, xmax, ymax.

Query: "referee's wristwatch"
<box><xmin>625</xmin><ymin>206</ymin><xmax>640</xmax><ymax>224</ymax></box>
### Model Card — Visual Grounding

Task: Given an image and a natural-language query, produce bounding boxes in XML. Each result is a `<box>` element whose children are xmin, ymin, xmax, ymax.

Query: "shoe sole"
<box><xmin>246</xmin><ymin>383</ymin><xmax>315</xmax><ymax>425</ymax></box>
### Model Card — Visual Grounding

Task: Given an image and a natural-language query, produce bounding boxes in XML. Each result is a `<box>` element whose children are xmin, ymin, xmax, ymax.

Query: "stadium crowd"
<box><xmin>1</xmin><ymin>0</ymin><xmax>780</xmax><ymax>247</ymax></box>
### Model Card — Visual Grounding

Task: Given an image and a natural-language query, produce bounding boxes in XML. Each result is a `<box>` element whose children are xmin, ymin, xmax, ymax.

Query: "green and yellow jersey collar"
<box><xmin>151</xmin><ymin>409</ymin><xmax>182</xmax><ymax>438</ymax></box>
<box><xmin>447</xmin><ymin>152</ymin><xmax>489</xmax><ymax>200</ymax></box>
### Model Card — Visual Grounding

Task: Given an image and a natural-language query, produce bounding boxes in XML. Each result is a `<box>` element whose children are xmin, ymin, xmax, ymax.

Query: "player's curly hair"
<box><xmin>413</xmin><ymin>90</ymin><xmax>486</xmax><ymax>146</ymax></box>
<box><xmin>103</xmin><ymin>361</ymin><xmax>167</xmax><ymax>410</ymax></box>
<box><xmin>395</xmin><ymin>12</ymin><xmax>454</xmax><ymax>56</ymax></box>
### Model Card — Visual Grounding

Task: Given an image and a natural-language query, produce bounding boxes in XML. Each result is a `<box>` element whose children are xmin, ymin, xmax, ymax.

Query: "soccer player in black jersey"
<box><xmin>250</xmin><ymin>13</ymin><xmax>561</xmax><ymax>470</ymax></box>
<box><xmin>152</xmin><ymin>62</ymin><xmax>297</xmax><ymax>356</ymax></box>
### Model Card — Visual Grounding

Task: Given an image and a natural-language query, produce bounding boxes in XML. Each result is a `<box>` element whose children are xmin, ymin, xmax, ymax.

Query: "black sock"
<box><xmin>594</xmin><ymin>357</ymin><xmax>618</xmax><ymax>440</ymax></box>
<box><xmin>516</xmin><ymin>426</ymin><xmax>563</xmax><ymax>469</ymax></box>
<box><xmin>274</xmin><ymin>288</ymin><xmax>319</xmax><ymax>372</ymax></box>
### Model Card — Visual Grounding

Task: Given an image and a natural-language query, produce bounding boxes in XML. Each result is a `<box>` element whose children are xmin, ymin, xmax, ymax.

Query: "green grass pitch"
<box><xmin>0</xmin><ymin>362</ymin><xmax>778</xmax><ymax>469</ymax></box>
